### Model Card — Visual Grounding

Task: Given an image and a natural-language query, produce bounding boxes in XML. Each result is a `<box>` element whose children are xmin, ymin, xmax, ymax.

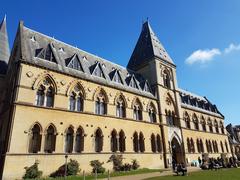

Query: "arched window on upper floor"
<box><xmin>95</xmin><ymin>128</ymin><xmax>103</xmax><ymax>152</ymax></box>
<box><xmin>163</xmin><ymin>69</ymin><xmax>171</xmax><ymax>89</ymax></box>
<box><xmin>148</xmin><ymin>103</ymin><xmax>157</xmax><ymax>123</ymax></box>
<box><xmin>133</xmin><ymin>99</ymin><xmax>142</xmax><ymax>121</ymax></box>
<box><xmin>184</xmin><ymin>112</ymin><xmax>191</xmax><ymax>129</ymax></box>
<box><xmin>28</xmin><ymin>123</ymin><xmax>42</xmax><ymax>153</ymax></box>
<box><xmin>36</xmin><ymin>78</ymin><xmax>55</xmax><ymax>107</ymax></box>
<box><xmin>214</xmin><ymin>120</ymin><xmax>219</xmax><ymax>134</ymax></box>
<box><xmin>111</xmin><ymin>130</ymin><xmax>118</xmax><ymax>153</ymax></box>
<box><xmin>208</xmin><ymin>119</ymin><xmax>213</xmax><ymax>133</ymax></box>
<box><xmin>119</xmin><ymin>130</ymin><xmax>126</xmax><ymax>153</ymax></box>
<box><xmin>220</xmin><ymin>122</ymin><xmax>225</xmax><ymax>134</ymax></box>
<box><xmin>201</xmin><ymin>116</ymin><xmax>207</xmax><ymax>132</ymax></box>
<box><xmin>44</xmin><ymin>124</ymin><xmax>56</xmax><ymax>153</ymax></box>
<box><xmin>95</xmin><ymin>90</ymin><xmax>107</xmax><ymax>115</ymax></box>
<box><xmin>75</xmin><ymin>127</ymin><xmax>84</xmax><ymax>153</ymax></box>
<box><xmin>192</xmin><ymin>114</ymin><xmax>199</xmax><ymax>130</ymax></box>
<box><xmin>65</xmin><ymin>126</ymin><xmax>74</xmax><ymax>153</ymax></box>
<box><xmin>166</xmin><ymin>110</ymin><xmax>175</xmax><ymax>126</ymax></box>
<box><xmin>116</xmin><ymin>95</ymin><xmax>126</xmax><ymax>118</ymax></box>
<box><xmin>69</xmin><ymin>84</ymin><xmax>84</xmax><ymax>112</ymax></box>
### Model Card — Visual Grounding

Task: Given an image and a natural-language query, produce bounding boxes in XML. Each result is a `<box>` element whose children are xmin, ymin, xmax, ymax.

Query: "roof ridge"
<box><xmin>23</xmin><ymin>25</ymin><xmax>127</xmax><ymax>71</ymax></box>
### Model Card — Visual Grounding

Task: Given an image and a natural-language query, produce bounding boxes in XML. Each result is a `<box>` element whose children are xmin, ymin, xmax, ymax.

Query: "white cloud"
<box><xmin>185</xmin><ymin>48</ymin><xmax>221</xmax><ymax>65</ymax></box>
<box><xmin>224</xmin><ymin>43</ymin><xmax>240</xmax><ymax>54</ymax></box>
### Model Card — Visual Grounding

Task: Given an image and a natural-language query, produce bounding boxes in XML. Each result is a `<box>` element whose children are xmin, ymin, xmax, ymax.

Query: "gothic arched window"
<box><xmin>95</xmin><ymin>128</ymin><xmax>103</xmax><ymax>152</ymax></box>
<box><xmin>208</xmin><ymin>119</ymin><xmax>213</xmax><ymax>133</ymax></box>
<box><xmin>187</xmin><ymin>138</ymin><xmax>191</xmax><ymax>153</ymax></box>
<box><xmin>133</xmin><ymin>99</ymin><xmax>142</xmax><ymax>121</ymax></box>
<box><xmin>139</xmin><ymin>132</ymin><xmax>145</xmax><ymax>152</ymax></box>
<box><xmin>214</xmin><ymin>120</ymin><xmax>219</xmax><ymax>133</ymax></box>
<box><xmin>156</xmin><ymin>134</ymin><xmax>162</xmax><ymax>153</ymax></box>
<box><xmin>201</xmin><ymin>117</ymin><xmax>207</xmax><ymax>132</ymax></box>
<box><xmin>225</xmin><ymin>141</ymin><xmax>229</xmax><ymax>153</ymax></box>
<box><xmin>193</xmin><ymin>114</ymin><xmax>199</xmax><ymax>130</ymax></box>
<box><xmin>28</xmin><ymin>124</ymin><xmax>42</xmax><ymax>153</ymax></box>
<box><xmin>95</xmin><ymin>90</ymin><xmax>107</xmax><ymax>115</ymax></box>
<box><xmin>163</xmin><ymin>69</ymin><xmax>171</xmax><ymax>89</ymax></box>
<box><xmin>116</xmin><ymin>95</ymin><xmax>126</xmax><ymax>118</ymax></box>
<box><xmin>184</xmin><ymin>112</ymin><xmax>191</xmax><ymax>129</ymax></box>
<box><xmin>111</xmin><ymin>130</ymin><xmax>118</xmax><ymax>152</ymax></box>
<box><xmin>148</xmin><ymin>103</ymin><xmax>157</xmax><ymax>123</ymax></box>
<box><xmin>133</xmin><ymin>132</ymin><xmax>139</xmax><ymax>152</ymax></box>
<box><xmin>75</xmin><ymin>127</ymin><xmax>84</xmax><ymax>153</ymax></box>
<box><xmin>36</xmin><ymin>78</ymin><xmax>55</xmax><ymax>107</ymax></box>
<box><xmin>119</xmin><ymin>130</ymin><xmax>126</xmax><ymax>153</ymax></box>
<box><xmin>151</xmin><ymin>134</ymin><xmax>156</xmax><ymax>153</ymax></box>
<box><xmin>190</xmin><ymin>138</ymin><xmax>195</xmax><ymax>153</ymax></box>
<box><xmin>220</xmin><ymin>141</ymin><xmax>224</xmax><ymax>153</ymax></box>
<box><xmin>44</xmin><ymin>125</ymin><xmax>56</xmax><ymax>153</ymax></box>
<box><xmin>220</xmin><ymin>122</ymin><xmax>225</xmax><ymax>134</ymax></box>
<box><xmin>65</xmin><ymin>127</ymin><xmax>74</xmax><ymax>153</ymax></box>
<box><xmin>69</xmin><ymin>85</ymin><xmax>84</xmax><ymax>112</ymax></box>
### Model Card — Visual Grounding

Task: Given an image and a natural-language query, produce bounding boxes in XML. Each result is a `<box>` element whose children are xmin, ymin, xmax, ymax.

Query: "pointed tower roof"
<box><xmin>0</xmin><ymin>15</ymin><xmax>10</xmax><ymax>64</ymax></box>
<box><xmin>127</xmin><ymin>21</ymin><xmax>174</xmax><ymax>70</ymax></box>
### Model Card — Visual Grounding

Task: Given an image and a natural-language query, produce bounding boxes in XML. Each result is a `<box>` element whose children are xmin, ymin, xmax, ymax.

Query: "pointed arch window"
<box><xmin>208</xmin><ymin>119</ymin><xmax>213</xmax><ymax>133</ymax></box>
<box><xmin>225</xmin><ymin>141</ymin><xmax>229</xmax><ymax>153</ymax></box>
<box><xmin>95</xmin><ymin>91</ymin><xmax>107</xmax><ymax>115</ymax></box>
<box><xmin>151</xmin><ymin>134</ymin><xmax>156</xmax><ymax>153</ymax></box>
<box><xmin>35</xmin><ymin>78</ymin><xmax>55</xmax><ymax>108</ymax></box>
<box><xmin>163</xmin><ymin>69</ymin><xmax>171</xmax><ymax>89</ymax></box>
<box><xmin>193</xmin><ymin>114</ymin><xmax>199</xmax><ymax>130</ymax></box>
<box><xmin>214</xmin><ymin>120</ymin><xmax>219</xmax><ymax>134</ymax></box>
<box><xmin>220</xmin><ymin>141</ymin><xmax>224</xmax><ymax>153</ymax></box>
<box><xmin>133</xmin><ymin>99</ymin><xmax>142</xmax><ymax>120</ymax></box>
<box><xmin>156</xmin><ymin>134</ymin><xmax>162</xmax><ymax>153</ymax></box>
<box><xmin>119</xmin><ymin>130</ymin><xmax>126</xmax><ymax>153</ymax></box>
<box><xmin>184</xmin><ymin>112</ymin><xmax>191</xmax><ymax>129</ymax></box>
<box><xmin>28</xmin><ymin>124</ymin><xmax>42</xmax><ymax>153</ymax></box>
<box><xmin>44</xmin><ymin>125</ymin><xmax>56</xmax><ymax>153</ymax></box>
<box><xmin>95</xmin><ymin>128</ymin><xmax>103</xmax><ymax>152</ymax></box>
<box><xmin>133</xmin><ymin>132</ymin><xmax>139</xmax><ymax>152</ymax></box>
<box><xmin>116</xmin><ymin>96</ymin><xmax>126</xmax><ymax>118</ymax></box>
<box><xmin>190</xmin><ymin>138</ymin><xmax>195</xmax><ymax>153</ymax></box>
<box><xmin>75</xmin><ymin>127</ymin><xmax>84</xmax><ymax>153</ymax></box>
<box><xmin>201</xmin><ymin>117</ymin><xmax>207</xmax><ymax>132</ymax></box>
<box><xmin>139</xmin><ymin>132</ymin><xmax>145</xmax><ymax>153</ymax></box>
<box><xmin>220</xmin><ymin>122</ymin><xmax>225</xmax><ymax>134</ymax></box>
<box><xmin>187</xmin><ymin>138</ymin><xmax>191</xmax><ymax>153</ymax></box>
<box><xmin>111</xmin><ymin>130</ymin><xmax>118</xmax><ymax>152</ymax></box>
<box><xmin>65</xmin><ymin>127</ymin><xmax>74</xmax><ymax>153</ymax></box>
<box><xmin>69</xmin><ymin>85</ymin><xmax>84</xmax><ymax>112</ymax></box>
<box><xmin>149</xmin><ymin>103</ymin><xmax>157</xmax><ymax>123</ymax></box>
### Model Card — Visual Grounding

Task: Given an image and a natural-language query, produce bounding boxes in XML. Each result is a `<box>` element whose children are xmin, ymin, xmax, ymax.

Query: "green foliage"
<box><xmin>90</xmin><ymin>160</ymin><xmax>106</xmax><ymax>174</ymax></box>
<box><xmin>132</xmin><ymin>159</ymin><xmax>140</xmax><ymax>170</ymax></box>
<box><xmin>23</xmin><ymin>162</ymin><xmax>42</xmax><ymax>179</ymax></box>
<box><xmin>108</xmin><ymin>154</ymin><xmax>124</xmax><ymax>171</ymax></box>
<box><xmin>50</xmin><ymin>159</ymin><xmax>80</xmax><ymax>177</ymax></box>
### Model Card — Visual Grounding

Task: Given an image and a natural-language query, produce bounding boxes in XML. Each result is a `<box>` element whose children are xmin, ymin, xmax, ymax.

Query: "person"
<box><xmin>198</xmin><ymin>157</ymin><xmax>202</xmax><ymax>166</ymax></box>
<box><xmin>177</xmin><ymin>163</ymin><xmax>187</xmax><ymax>176</ymax></box>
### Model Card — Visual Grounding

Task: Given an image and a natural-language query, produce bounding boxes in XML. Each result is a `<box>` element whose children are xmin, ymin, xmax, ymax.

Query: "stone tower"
<box><xmin>128</xmin><ymin>21</ymin><xmax>185</xmax><ymax>167</ymax></box>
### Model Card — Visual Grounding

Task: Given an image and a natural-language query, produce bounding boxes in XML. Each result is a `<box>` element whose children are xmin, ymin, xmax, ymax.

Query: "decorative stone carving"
<box><xmin>60</xmin><ymin>80</ymin><xmax>66</xmax><ymax>86</ymax></box>
<box><xmin>26</xmin><ymin>71</ymin><xmax>33</xmax><ymax>78</ymax></box>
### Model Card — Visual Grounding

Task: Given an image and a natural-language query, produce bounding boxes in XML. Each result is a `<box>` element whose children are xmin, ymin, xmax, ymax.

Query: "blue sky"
<box><xmin>1</xmin><ymin>0</ymin><xmax>240</xmax><ymax>124</ymax></box>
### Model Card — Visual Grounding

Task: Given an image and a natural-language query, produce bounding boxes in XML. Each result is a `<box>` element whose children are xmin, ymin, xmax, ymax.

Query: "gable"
<box><xmin>35</xmin><ymin>44</ymin><xmax>57</xmax><ymax>63</ymax></box>
<box><xmin>66</xmin><ymin>54</ymin><xmax>84</xmax><ymax>71</ymax></box>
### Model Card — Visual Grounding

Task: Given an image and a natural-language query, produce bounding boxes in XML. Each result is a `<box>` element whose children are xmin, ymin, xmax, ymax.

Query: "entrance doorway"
<box><xmin>171</xmin><ymin>137</ymin><xmax>184</xmax><ymax>164</ymax></box>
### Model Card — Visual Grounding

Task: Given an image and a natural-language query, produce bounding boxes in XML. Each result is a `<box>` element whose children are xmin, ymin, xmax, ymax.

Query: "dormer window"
<box><xmin>112</xmin><ymin>70</ymin><xmax>123</xmax><ymax>84</ymax></box>
<box><xmin>35</xmin><ymin>44</ymin><xmax>57</xmax><ymax>63</ymax></box>
<box><xmin>66</xmin><ymin>54</ymin><xmax>83</xmax><ymax>71</ymax></box>
<box><xmin>129</xmin><ymin>75</ymin><xmax>138</xmax><ymax>89</ymax></box>
<box><xmin>92</xmin><ymin>63</ymin><xmax>105</xmax><ymax>78</ymax></box>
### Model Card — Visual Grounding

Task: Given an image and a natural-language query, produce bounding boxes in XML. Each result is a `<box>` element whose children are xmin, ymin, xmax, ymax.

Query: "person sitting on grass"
<box><xmin>176</xmin><ymin>163</ymin><xmax>187</xmax><ymax>176</ymax></box>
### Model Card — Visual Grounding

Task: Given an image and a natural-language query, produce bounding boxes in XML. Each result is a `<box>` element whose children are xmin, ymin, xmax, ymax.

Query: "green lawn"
<box><xmin>37</xmin><ymin>168</ymin><xmax>162</xmax><ymax>180</ymax></box>
<box><xmin>146</xmin><ymin>168</ymin><xmax>240</xmax><ymax>180</ymax></box>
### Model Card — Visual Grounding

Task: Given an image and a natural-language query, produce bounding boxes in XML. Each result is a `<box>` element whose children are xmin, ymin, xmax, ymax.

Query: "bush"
<box><xmin>108</xmin><ymin>154</ymin><xmax>124</xmax><ymax>171</ymax></box>
<box><xmin>50</xmin><ymin>159</ymin><xmax>80</xmax><ymax>177</ymax></box>
<box><xmin>23</xmin><ymin>162</ymin><xmax>42</xmax><ymax>179</ymax></box>
<box><xmin>90</xmin><ymin>160</ymin><xmax>106</xmax><ymax>174</ymax></box>
<box><xmin>121</xmin><ymin>163</ymin><xmax>132</xmax><ymax>171</ymax></box>
<box><xmin>132</xmin><ymin>159</ymin><xmax>140</xmax><ymax>170</ymax></box>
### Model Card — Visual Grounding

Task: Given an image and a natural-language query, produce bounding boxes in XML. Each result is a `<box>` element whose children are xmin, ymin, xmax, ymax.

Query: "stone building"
<box><xmin>226</xmin><ymin>124</ymin><xmax>240</xmax><ymax>158</ymax></box>
<box><xmin>0</xmin><ymin>16</ymin><xmax>231</xmax><ymax>179</ymax></box>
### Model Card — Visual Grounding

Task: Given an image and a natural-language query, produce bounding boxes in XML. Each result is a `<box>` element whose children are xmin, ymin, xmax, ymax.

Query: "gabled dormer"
<box><xmin>127</xmin><ymin>74</ymin><xmax>139</xmax><ymax>89</ymax></box>
<box><xmin>91</xmin><ymin>62</ymin><xmax>105</xmax><ymax>79</ymax></box>
<box><xmin>66</xmin><ymin>54</ymin><xmax>84</xmax><ymax>72</ymax></box>
<box><xmin>111</xmin><ymin>69</ymin><xmax>123</xmax><ymax>84</ymax></box>
<box><xmin>35</xmin><ymin>44</ymin><xmax>57</xmax><ymax>63</ymax></box>
<box><xmin>143</xmin><ymin>80</ymin><xmax>151</xmax><ymax>93</ymax></box>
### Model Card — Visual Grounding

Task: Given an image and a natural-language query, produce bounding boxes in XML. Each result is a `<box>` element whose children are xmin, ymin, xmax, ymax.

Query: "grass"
<box><xmin>37</xmin><ymin>168</ymin><xmax>163</xmax><ymax>180</ymax></box>
<box><xmin>146</xmin><ymin>168</ymin><xmax>240</xmax><ymax>180</ymax></box>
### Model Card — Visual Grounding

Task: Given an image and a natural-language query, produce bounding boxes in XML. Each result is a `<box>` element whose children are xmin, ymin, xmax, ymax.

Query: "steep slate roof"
<box><xmin>226</xmin><ymin>124</ymin><xmax>240</xmax><ymax>145</ymax></box>
<box><xmin>179</xmin><ymin>88</ymin><xmax>223</xmax><ymax>117</ymax></box>
<box><xmin>127</xmin><ymin>21</ymin><xmax>174</xmax><ymax>71</ymax></box>
<box><xmin>19</xmin><ymin>23</ymin><xmax>154</xmax><ymax>98</ymax></box>
<box><xmin>16</xmin><ymin>21</ymin><xmax>222</xmax><ymax>116</ymax></box>
<box><xmin>0</xmin><ymin>15</ymin><xmax>10</xmax><ymax>74</ymax></box>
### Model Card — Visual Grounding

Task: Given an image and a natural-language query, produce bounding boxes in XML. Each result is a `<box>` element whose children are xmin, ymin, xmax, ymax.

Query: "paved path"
<box><xmin>101</xmin><ymin>167</ymin><xmax>201</xmax><ymax>180</ymax></box>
